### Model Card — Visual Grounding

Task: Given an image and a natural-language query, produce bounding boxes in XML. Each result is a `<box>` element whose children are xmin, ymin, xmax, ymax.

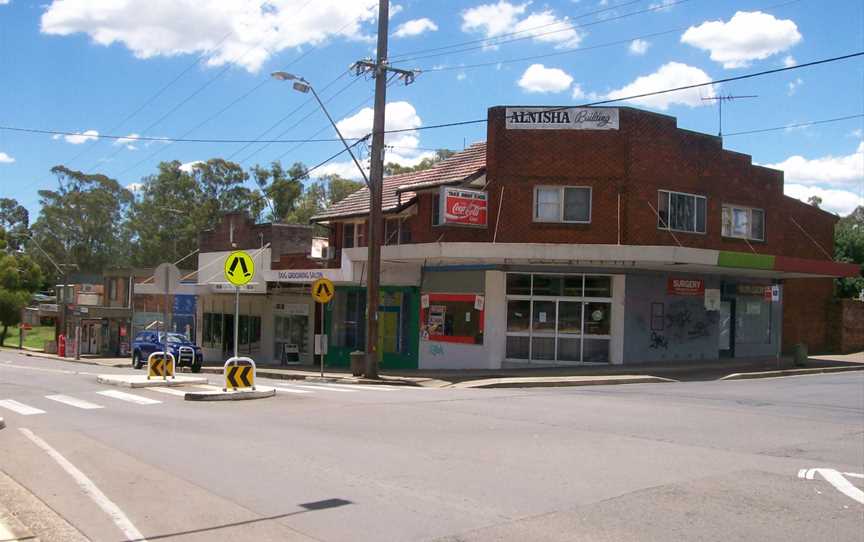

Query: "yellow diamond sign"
<box><xmin>224</xmin><ymin>251</ymin><xmax>255</xmax><ymax>286</ymax></box>
<box><xmin>311</xmin><ymin>277</ymin><xmax>335</xmax><ymax>304</ymax></box>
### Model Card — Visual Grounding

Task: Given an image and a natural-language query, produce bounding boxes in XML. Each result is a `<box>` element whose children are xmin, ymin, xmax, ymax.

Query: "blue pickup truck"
<box><xmin>131</xmin><ymin>331</ymin><xmax>203</xmax><ymax>373</ymax></box>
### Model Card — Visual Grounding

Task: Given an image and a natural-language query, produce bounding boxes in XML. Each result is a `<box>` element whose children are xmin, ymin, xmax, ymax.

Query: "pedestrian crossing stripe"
<box><xmin>0</xmin><ymin>399</ymin><xmax>45</xmax><ymax>415</ymax></box>
<box><xmin>224</xmin><ymin>251</ymin><xmax>255</xmax><ymax>286</ymax></box>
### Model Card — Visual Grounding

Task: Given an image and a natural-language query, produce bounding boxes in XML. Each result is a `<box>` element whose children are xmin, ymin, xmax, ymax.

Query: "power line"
<box><xmin>407</xmin><ymin>0</ymin><xmax>803</xmax><ymax>73</ymax></box>
<box><xmin>723</xmin><ymin>113</ymin><xmax>864</xmax><ymax>136</ymax></box>
<box><xmin>390</xmin><ymin>0</ymin><xmax>695</xmax><ymax>64</ymax></box>
<box><xmin>388</xmin><ymin>0</ymin><xmax>647</xmax><ymax>61</ymax></box>
<box><xmin>63</xmin><ymin>29</ymin><xmax>237</xmax><ymax>168</ymax></box>
<box><xmin>382</xmin><ymin>51</ymin><xmax>864</xmax><ymax>135</ymax></box>
<box><xmin>0</xmin><ymin>125</ymin><xmax>355</xmax><ymax>144</ymax></box>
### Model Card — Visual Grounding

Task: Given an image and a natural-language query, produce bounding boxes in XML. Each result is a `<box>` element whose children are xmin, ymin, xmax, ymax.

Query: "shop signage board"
<box><xmin>505</xmin><ymin>107</ymin><xmax>619</xmax><ymax>130</ymax></box>
<box><xmin>440</xmin><ymin>187</ymin><xmax>488</xmax><ymax>227</ymax></box>
<box><xmin>667</xmin><ymin>278</ymin><xmax>705</xmax><ymax>296</ymax></box>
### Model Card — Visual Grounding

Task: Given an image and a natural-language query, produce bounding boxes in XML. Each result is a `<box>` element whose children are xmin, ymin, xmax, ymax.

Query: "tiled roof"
<box><xmin>311</xmin><ymin>142</ymin><xmax>486</xmax><ymax>221</ymax></box>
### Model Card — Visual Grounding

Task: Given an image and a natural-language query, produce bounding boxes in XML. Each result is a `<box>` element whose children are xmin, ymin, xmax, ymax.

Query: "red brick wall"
<box><xmin>782</xmin><ymin>278</ymin><xmax>835</xmax><ymax>353</ymax></box>
<box><xmin>199</xmin><ymin>212</ymin><xmax>314</xmax><ymax>260</ymax></box>
<box><xmin>828</xmin><ymin>299</ymin><xmax>864</xmax><ymax>354</ymax></box>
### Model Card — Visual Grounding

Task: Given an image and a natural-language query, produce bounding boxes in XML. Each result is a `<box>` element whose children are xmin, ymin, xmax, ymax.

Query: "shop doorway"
<box><xmin>718</xmin><ymin>300</ymin><xmax>735</xmax><ymax>357</ymax></box>
<box><xmin>222</xmin><ymin>314</ymin><xmax>234</xmax><ymax>357</ymax></box>
<box><xmin>81</xmin><ymin>323</ymin><xmax>101</xmax><ymax>355</ymax></box>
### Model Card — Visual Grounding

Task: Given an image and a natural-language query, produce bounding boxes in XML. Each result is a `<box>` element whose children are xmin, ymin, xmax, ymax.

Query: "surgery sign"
<box><xmin>441</xmin><ymin>187</ymin><xmax>488</xmax><ymax>227</ymax></box>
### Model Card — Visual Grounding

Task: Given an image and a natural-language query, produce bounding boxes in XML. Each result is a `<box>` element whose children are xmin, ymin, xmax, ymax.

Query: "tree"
<box><xmin>0</xmin><ymin>227</ymin><xmax>43</xmax><ymax>346</ymax></box>
<box><xmin>252</xmin><ymin>161</ymin><xmax>305</xmax><ymax>222</ymax></box>
<box><xmin>188</xmin><ymin>158</ymin><xmax>264</xmax><ymax>220</ymax></box>
<box><xmin>284</xmin><ymin>174</ymin><xmax>363</xmax><ymax>227</ymax></box>
<box><xmin>835</xmin><ymin>205</ymin><xmax>864</xmax><ymax>298</ymax></box>
<box><xmin>0</xmin><ymin>198</ymin><xmax>29</xmax><ymax>250</ymax></box>
<box><xmin>383</xmin><ymin>149</ymin><xmax>455</xmax><ymax>176</ymax></box>
<box><xmin>29</xmin><ymin>166</ymin><xmax>133</xmax><ymax>274</ymax></box>
<box><xmin>808</xmin><ymin>195</ymin><xmax>822</xmax><ymax>208</ymax></box>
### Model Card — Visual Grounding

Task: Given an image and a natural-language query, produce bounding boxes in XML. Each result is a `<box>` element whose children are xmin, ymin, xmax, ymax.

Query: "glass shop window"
<box><xmin>421</xmin><ymin>294</ymin><xmax>484</xmax><ymax>345</ymax></box>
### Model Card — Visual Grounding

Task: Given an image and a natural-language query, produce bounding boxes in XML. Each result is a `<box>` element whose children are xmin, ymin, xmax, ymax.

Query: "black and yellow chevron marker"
<box><xmin>225</xmin><ymin>364</ymin><xmax>254</xmax><ymax>390</ymax></box>
<box><xmin>311</xmin><ymin>277</ymin><xmax>335</xmax><ymax>304</ymax></box>
<box><xmin>224</xmin><ymin>251</ymin><xmax>255</xmax><ymax>287</ymax></box>
<box><xmin>147</xmin><ymin>354</ymin><xmax>174</xmax><ymax>379</ymax></box>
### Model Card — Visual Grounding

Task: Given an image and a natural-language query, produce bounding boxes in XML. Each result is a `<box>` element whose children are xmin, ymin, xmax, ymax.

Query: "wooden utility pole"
<box><xmin>352</xmin><ymin>0</ymin><xmax>417</xmax><ymax>379</ymax></box>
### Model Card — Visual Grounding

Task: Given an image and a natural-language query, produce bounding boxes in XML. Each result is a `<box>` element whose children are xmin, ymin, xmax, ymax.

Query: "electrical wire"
<box><xmin>0</xmin><ymin>125</ymin><xmax>356</xmax><ymax>144</ymax></box>
<box><xmin>381</xmin><ymin>52</ymin><xmax>864</xmax><ymax>135</ymax></box>
<box><xmin>722</xmin><ymin>114</ymin><xmax>864</xmax><ymax>136</ymax></box>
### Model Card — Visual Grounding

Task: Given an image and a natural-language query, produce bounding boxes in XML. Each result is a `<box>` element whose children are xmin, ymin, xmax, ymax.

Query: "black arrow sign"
<box><xmin>316</xmin><ymin>282</ymin><xmax>332</xmax><ymax>298</ymax></box>
<box><xmin>226</xmin><ymin>365</ymin><xmax>253</xmax><ymax>388</ymax></box>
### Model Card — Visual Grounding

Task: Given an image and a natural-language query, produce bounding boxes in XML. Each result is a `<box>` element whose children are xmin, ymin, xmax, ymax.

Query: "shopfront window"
<box><xmin>505</xmin><ymin>273</ymin><xmax>612</xmax><ymax>364</ymax></box>
<box><xmin>274</xmin><ymin>314</ymin><xmax>309</xmax><ymax>360</ymax></box>
<box><xmin>421</xmin><ymin>294</ymin><xmax>484</xmax><ymax>344</ymax></box>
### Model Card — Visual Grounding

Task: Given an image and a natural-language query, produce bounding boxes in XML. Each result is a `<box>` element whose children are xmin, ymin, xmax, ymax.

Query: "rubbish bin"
<box><xmin>793</xmin><ymin>343</ymin><xmax>808</xmax><ymax>367</ymax></box>
<box><xmin>350</xmin><ymin>351</ymin><xmax>365</xmax><ymax>377</ymax></box>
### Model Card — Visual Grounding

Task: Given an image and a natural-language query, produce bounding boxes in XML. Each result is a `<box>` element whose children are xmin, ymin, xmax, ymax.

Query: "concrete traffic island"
<box><xmin>184</xmin><ymin>386</ymin><xmax>276</xmax><ymax>401</ymax></box>
<box><xmin>96</xmin><ymin>374</ymin><xmax>209</xmax><ymax>388</ymax></box>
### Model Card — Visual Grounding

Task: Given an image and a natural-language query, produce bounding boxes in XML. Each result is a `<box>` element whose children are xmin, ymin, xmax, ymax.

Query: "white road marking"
<box><xmin>18</xmin><ymin>428</ymin><xmax>148</xmax><ymax>542</ymax></box>
<box><xmin>292</xmin><ymin>384</ymin><xmax>356</xmax><ymax>393</ymax></box>
<box><xmin>0</xmin><ymin>399</ymin><xmax>46</xmax><ymax>415</ymax></box>
<box><xmin>0</xmin><ymin>363</ymin><xmax>96</xmax><ymax>376</ymax></box>
<box><xmin>320</xmin><ymin>383</ymin><xmax>395</xmax><ymax>392</ymax></box>
<box><xmin>147</xmin><ymin>387</ymin><xmax>188</xmax><ymax>397</ymax></box>
<box><xmin>45</xmin><ymin>395</ymin><xmax>104</xmax><ymax>410</ymax></box>
<box><xmin>798</xmin><ymin>468</ymin><xmax>864</xmax><ymax>505</ymax></box>
<box><xmin>96</xmin><ymin>390</ymin><xmax>161</xmax><ymax>405</ymax></box>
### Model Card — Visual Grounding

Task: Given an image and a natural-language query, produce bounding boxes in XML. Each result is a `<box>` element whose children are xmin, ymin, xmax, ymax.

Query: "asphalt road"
<box><xmin>0</xmin><ymin>350</ymin><xmax>861</xmax><ymax>542</ymax></box>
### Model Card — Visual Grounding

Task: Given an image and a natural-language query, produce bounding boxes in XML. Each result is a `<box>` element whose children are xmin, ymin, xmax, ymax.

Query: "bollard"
<box><xmin>223</xmin><ymin>356</ymin><xmax>256</xmax><ymax>392</ymax></box>
<box><xmin>147</xmin><ymin>351</ymin><xmax>176</xmax><ymax>380</ymax></box>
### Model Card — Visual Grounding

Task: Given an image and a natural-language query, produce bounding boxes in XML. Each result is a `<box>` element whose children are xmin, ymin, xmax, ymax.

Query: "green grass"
<box><xmin>1</xmin><ymin>325</ymin><xmax>55</xmax><ymax>350</ymax></box>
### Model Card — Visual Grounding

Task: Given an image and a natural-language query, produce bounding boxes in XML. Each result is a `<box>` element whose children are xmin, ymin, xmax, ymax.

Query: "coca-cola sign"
<box><xmin>441</xmin><ymin>187</ymin><xmax>488</xmax><ymax>227</ymax></box>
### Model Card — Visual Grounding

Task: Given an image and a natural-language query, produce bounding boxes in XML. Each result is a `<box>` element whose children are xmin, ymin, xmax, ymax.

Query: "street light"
<box><xmin>270</xmin><ymin>72</ymin><xmax>369</xmax><ymax>185</ymax></box>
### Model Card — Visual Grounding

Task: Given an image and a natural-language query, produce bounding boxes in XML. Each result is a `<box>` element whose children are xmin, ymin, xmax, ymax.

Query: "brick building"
<box><xmin>298</xmin><ymin>105</ymin><xmax>859</xmax><ymax>370</ymax></box>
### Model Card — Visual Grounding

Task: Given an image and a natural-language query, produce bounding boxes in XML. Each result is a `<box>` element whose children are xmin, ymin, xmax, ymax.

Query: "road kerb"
<box><xmin>720</xmin><ymin>365</ymin><xmax>864</xmax><ymax>380</ymax></box>
<box><xmin>96</xmin><ymin>374</ymin><xmax>209</xmax><ymax>388</ymax></box>
<box><xmin>184</xmin><ymin>386</ymin><xmax>276</xmax><ymax>401</ymax></box>
<box><xmin>451</xmin><ymin>375</ymin><xmax>677</xmax><ymax>389</ymax></box>
<box><xmin>0</xmin><ymin>417</ymin><xmax>4</xmax><ymax>430</ymax></box>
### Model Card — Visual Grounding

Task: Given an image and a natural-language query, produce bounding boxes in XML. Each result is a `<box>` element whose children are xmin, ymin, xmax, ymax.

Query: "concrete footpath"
<box><xmin>205</xmin><ymin>353</ymin><xmax>864</xmax><ymax>389</ymax></box>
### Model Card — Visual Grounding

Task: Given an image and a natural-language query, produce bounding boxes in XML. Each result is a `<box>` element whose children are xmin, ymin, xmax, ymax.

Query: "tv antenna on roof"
<box><xmin>702</xmin><ymin>94</ymin><xmax>758</xmax><ymax>137</ymax></box>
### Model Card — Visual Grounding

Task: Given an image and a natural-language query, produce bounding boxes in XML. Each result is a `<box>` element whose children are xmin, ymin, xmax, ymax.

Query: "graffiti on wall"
<box><xmin>429</xmin><ymin>343</ymin><xmax>445</xmax><ymax>357</ymax></box>
<box><xmin>649</xmin><ymin>331</ymin><xmax>668</xmax><ymax>350</ymax></box>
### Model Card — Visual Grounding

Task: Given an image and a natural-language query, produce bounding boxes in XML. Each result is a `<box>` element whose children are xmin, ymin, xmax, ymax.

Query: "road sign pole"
<box><xmin>233</xmin><ymin>286</ymin><xmax>240</xmax><ymax>360</ymax></box>
<box><xmin>320</xmin><ymin>301</ymin><xmax>325</xmax><ymax>379</ymax></box>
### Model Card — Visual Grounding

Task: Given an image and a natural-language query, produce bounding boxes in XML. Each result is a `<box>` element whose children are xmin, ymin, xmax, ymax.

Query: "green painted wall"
<box><xmin>717</xmin><ymin>251</ymin><xmax>775</xmax><ymax>270</ymax></box>
<box><xmin>324</xmin><ymin>286</ymin><xmax>420</xmax><ymax>369</ymax></box>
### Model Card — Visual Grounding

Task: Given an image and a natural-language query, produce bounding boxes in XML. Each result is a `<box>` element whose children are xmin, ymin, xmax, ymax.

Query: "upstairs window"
<box><xmin>343</xmin><ymin>223</ymin><xmax>355</xmax><ymax>249</ymax></box>
<box><xmin>533</xmin><ymin>186</ymin><xmax>591</xmax><ymax>223</ymax></box>
<box><xmin>658</xmin><ymin>190</ymin><xmax>706</xmax><ymax>234</ymax></box>
<box><xmin>722</xmin><ymin>205</ymin><xmax>765</xmax><ymax>241</ymax></box>
<box><xmin>385</xmin><ymin>217</ymin><xmax>411</xmax><ymax>245</ymax></box>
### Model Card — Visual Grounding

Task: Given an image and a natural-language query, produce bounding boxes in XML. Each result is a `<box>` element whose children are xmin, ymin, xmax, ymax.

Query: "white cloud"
<box><xmin>787</xmin><ymin>77</ymin><xmax>803</xmax><ymax>95</ymax></box>
<box><xmin>0</xmin><ymin>1</ymin><xmax>10</xmax><ymax>5</ymax></box>
<box><xmin>649</xmin><ymin>0</ymin><xmax>676</xmax><ymax>11</ymax></box>
<box><xmin>606</xmin><ymin>62</ymin><xmax>716</xmax><ymax>110</ymax></box>
<box><xmin>628</xmin><ymin>39</ymin><xmax>650</xmax><ymax>55</ymax></box>
<box><xmin>681</xmin><ymin>11</ymin><xmax>802</xmax><ymax>69</ymax></box>
<box><xmin>764</xmin><ymin>141</ymin><xmax>864</xmax><ymax>186</ymax></box>
<box><xmin>784</xmin><ymin>184</ymin><xmax>864</xmax><ymax>216</ymax></box>
<box><xmin>40</xmin><ymin>0</ymin><xmax>378</xmax><ymax>73</ymax></box>
<box><xmin>0</xmin><ymin>152</ymin><xmax>14</xmax><ymax>164</ymax></box>
<box><xmin>462</xmin><ymin>2</ymin><xmax>583</xmax><ymax>50</ymax></box>
<box><xmin>321</xmin><ymin>101</ymin><xmax>434</xmax><ymax>180</ymax></box>
<box><xmin>113</xmin><ymin>133</ymin><xmax>140</xmax><ymax>150</ymax></box>
<box><xmin>60</xmin><ymin>129</ymin><xmax>99</xmax><ymax>144</ymax></box>
<box><xmin>456</xmin><ymin>72</ymin><xmax>467</xmax><ymax>81</ymax></box>
<box><xmin>571</xmin><ymin>84</ymin><xmax>600</xmax><ymax>101</ymax></box>
<box><xmin>850</xmin><ymin>128</ymin><xmax>863</xmax><ymax>139</ymax></box>
<box><xmin>517</xmin><ymin>63</ymin><xmax>573</xmax><ymax>93</ymax></box>
<box><xmin>393</xmin><ymin>17</ymin><xmax>438</xmax><ymax>38</ymax></box>
<box><xmin>126</xmin><ymin>182</ymin><xmax>144</xmax><ymax>192</ymax></box>
<box><xmin>783</xmin><ymin>55</ymin><xmax>796</xmax><ymax>67</ymax></box>
<box><xmin>179</xmin><ymin>160</ymin><xmax>205</xmax><ymax>173</ymax></box>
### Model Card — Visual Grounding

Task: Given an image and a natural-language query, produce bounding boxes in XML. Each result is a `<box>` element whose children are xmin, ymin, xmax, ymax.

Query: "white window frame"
<box><xmin>505</xmin><ymin>272</ymin><xmax>612</xmax><ymax>364</ymax></box>
<box><xmin>533</xmin><ymin>186</ymin><xmax>592</xmax><ymax>224</ymax></box>
<box><xmin>384</xmin><ymin>216</ymin><xmax>409</xmax><ymax>246</ymax></box>
<box><xmin>341</xmin><ymin>220</ymin><xmax>365</xmax><ymax>249</ymax></box>
<box><xmin>657</xmin><ymin>189</ymin><xmax>707</xmax><ymax>234</ymax></box>
<box><xmin>722</xmin><ymin>205</ymin><xmax>765</xmax><ymax>241</ymax></box>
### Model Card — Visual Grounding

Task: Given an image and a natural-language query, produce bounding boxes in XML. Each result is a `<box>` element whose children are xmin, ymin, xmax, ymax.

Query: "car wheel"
<box><xmin>191</xmin><ymin>361</ymin><xmax>202</xmax><ymax>374</ymax></box>
<box><xmin>132</xmin><ymin>352</ymin><xmax>143</xmax><ymax>369</ymax></box>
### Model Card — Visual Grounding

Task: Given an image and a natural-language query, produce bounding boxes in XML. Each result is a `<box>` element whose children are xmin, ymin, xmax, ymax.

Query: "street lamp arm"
<box><xmin>307</xmin><ymin>85</ymin><xmax>371</xmax><ymax>187</ymax></box>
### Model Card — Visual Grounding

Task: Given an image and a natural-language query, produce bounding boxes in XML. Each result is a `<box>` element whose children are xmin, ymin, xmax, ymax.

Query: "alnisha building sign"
<box><xmin>505</xmin><ymin>107</ymin><xmax>619</xmax><ymax>130</ymax></box>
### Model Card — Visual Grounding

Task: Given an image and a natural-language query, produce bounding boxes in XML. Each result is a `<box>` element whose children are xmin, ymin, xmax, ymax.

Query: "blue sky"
<box><xmin>1</xmin><ymin>0</ymin><xmax>862</xmax><ymax>218</ymax></box>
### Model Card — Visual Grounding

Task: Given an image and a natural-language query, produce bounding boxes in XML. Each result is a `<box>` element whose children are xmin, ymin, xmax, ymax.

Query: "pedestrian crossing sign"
<box><xmin>224</xmin><ymin>251</ymin><xmax>255</xmax><ymax>286</ymax></box>
<box><xmin>311</xmin><ymin>278</ymin><xmax>335</xmax><ymax>304</ymax></box>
